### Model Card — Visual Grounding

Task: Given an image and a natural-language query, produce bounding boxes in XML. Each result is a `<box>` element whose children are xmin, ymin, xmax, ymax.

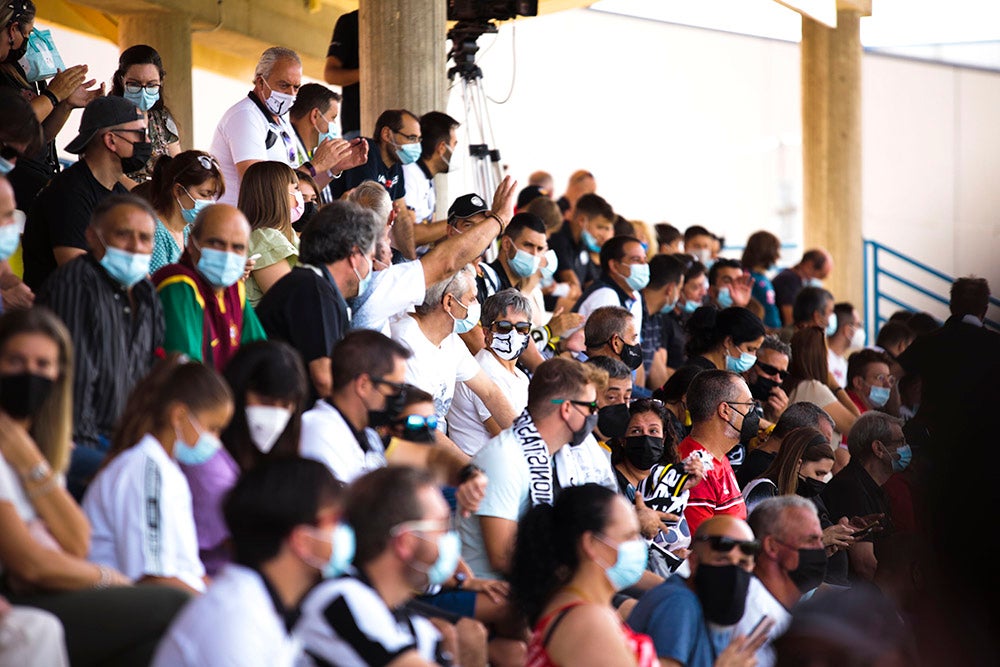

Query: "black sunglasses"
<box><xmin>0</xmin><ymin>141</ymin><xmax>20</xmax><ymax>161</ymax></box>
<box><xmin>372</xmin><ymin>377</ymin><xmax>407</xmax><ymax>394</ymax></box>
<box><xmin>492</xmin><ymin>320</ymin><xmax>532</xmax><ymax>335</ymax></box>
<box><xmin>695</xmin><ymin>535</ymin><xmax>761</xmax><ymax>556</ymax></box>
<box><xmin>551</xmin><ymin>398</ymin><xmax>599</xmax><ymax>414</ymax></box>
<box><xmin>754</xmin><ymin>361</ymin><xmax>788</xmax><ymax>381</ymax></box>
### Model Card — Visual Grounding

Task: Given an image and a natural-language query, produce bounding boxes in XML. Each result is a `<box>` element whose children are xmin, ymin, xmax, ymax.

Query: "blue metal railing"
<box><xmin>863</xmin><ymin>240</ymin><xmax>1000</xmax><ymax>341</ymax></box>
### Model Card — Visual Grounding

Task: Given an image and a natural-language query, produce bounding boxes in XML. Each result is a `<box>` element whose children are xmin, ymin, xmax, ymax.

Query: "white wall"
<box><xmin>36</xmin><ymin>10</ymin><xmax>1000</xmax><ymax>314</ymax></box>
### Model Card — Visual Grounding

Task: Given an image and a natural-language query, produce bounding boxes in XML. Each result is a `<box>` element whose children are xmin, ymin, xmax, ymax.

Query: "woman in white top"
<box><xmin>84</xmin><ymin>354</ymin><xmax>234</xmax><ymax>594</ymax></box>
<box><xmin>0</xmin><ymin>308</ymin><xmax>187</xmax><ymax>664</ymax></box>
<box><xmin>783</xmin><ymin>327</ymin><xmax>861</xmax><ymax>472</ymax></box>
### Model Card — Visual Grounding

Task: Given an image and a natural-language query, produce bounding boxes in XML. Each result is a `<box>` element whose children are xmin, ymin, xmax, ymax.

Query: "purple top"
<box><xmin>180</xmin><ymin>447</ymin><xmax>240</xmax><ymax>576</ymax></box>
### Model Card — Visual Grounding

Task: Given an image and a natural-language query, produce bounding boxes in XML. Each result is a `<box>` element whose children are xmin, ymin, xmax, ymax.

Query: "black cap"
<box><xmin>447</xmin><ymin>193</ymin><xmax>489</xmax><ymax>224</ymax></box>
<box><xmin>515</xmin><ymin>185</ymin><xmax>549</xmax><ymax>210</ymax></box>
<box><xmin>64</xmin><ymin>96</ymin><xmax>144</xmax><ymax>154</ymax></box>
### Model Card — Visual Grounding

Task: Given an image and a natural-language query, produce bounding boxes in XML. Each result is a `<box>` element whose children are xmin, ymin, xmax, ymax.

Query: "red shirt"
<box><xmin>678</xmin><ymin>435</ymin><xmax>747</xmax><ymax>535</ymax></box>
<box><xmin>526</xmin><ymin>602</ymin><xmax>657</xmax><ymax>667</ymax></box>
<box><xmin>847</xmin><ymin>390</ymin><xmax>869</xmax><ymax>414</ymax></box>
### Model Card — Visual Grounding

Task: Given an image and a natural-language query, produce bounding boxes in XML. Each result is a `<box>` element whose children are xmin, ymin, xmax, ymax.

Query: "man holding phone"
<box><xmin>738</xmin><ymin>496</ymin><xmax>828</xmax><ymax>667</ymax></box>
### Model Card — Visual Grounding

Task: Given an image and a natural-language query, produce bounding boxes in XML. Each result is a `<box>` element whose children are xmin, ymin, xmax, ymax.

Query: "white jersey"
<box><xmin>153</xmin><ymin>564</ymin><xmax>301</xmax><ymax>667</ymax></box>
<box><xmin>83</xmin><ymin>434</ymin><xmax>206</xmax><ymax>592</ymax></box>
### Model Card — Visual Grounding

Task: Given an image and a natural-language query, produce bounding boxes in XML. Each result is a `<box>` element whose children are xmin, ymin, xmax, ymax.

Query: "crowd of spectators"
<box><xmin>0</xmin><ymin>2</ymin><xmax>996</xmax><ymax>664</ymax></box>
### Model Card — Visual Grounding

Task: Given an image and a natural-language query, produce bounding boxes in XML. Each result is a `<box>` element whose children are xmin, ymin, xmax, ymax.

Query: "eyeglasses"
<box><xmin>550</xmin><ymin>398</ymin><xmax>599</xmax><ymax>414</ymax></box>
<box><xmin>401</xmin><ymin>414</ymin><xmax>439</xmax><ymax>431</ymax></box>
<box><xmin>866</xmin><ymin>373</ymin><xmax>896</xmax><ymax>386</ymax></box>
<box><xmin>394</xmin><ymin>130</ymin><xmax>421</xmax><ymax>143</ymax></box>
<box><xmin>754</xmin><ymin>361</ymin><xmax>788</xmax><ymax>381</ymax></box>
<box><xmin>390</xmin><ymin>519</ymin><xmax>450</xmax><ymax>537</ymax></box>
<box><xmin>492</xmin><ymin>320</ymin><xmax>532</xmax><ymax>335</ymax></box>
<box><xmin>112</xmin><ymin>130</ymin><xmax>147</xmax><ymax>144</ymax></box>
<box><xmin>0</xmin><ymin>141</ymin><xmax>21</xmax><ymax>161</ymax></box>
<box><xmin>123</xmin><ymin>82</ymin><xmax>161</xmax><ymax>95</ymax></box>
<box><xmin>372</xmin><ymin>377</ymin><xmax>407</xmax><ymax>394</ymax></box>
<box><xmin>695</xmin><ymin>535</ymin><xmax>761</xmax><ymax>556</ymax></box>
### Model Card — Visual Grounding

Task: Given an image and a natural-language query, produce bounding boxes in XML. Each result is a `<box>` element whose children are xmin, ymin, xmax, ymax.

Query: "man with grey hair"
<box><xmin>390</xmin><ymin>265</ymin><xmax>517</xmax><ymax>434</ymax></box>
<box><xmin>736</xmin><ymin>495</ymin><xmax>827</xmax><ymax>667</ymax></box>
<box><xmin>256</xmin><ymin>200</ymin><xmax>382</xmax><ymax>399</ymax></box>
<box><xmin>679</xmin><ymin>369</ymin><xmax>757</xmax><ymax>533</ymax></box>
<box><xmin>449</xmin><ymin>288</ymin><xmax>534</xmax><ymax>455</ymax></box>
<box><xmin>738</xmin><ymin>401</ymin><xmax>834</xmax><ymax>488</ymax></box>
<box><xmin>212</xmin><ymin>46</ymin><xmax>363</xmax><ymax>206</ymax></box>
<box><xmin>346</xmin><ymin>179</ymin><xmax>394</xmax><ymax>267</ymax></box>
<box><xmin>744</xmin><ymin>334</ymin><xmax>791</xmax><ymax>424</ymax></box>
<box><xmin>822</xmin><ymin>411</ymin><xmax>905</xmax><ymax>582</ymax></box>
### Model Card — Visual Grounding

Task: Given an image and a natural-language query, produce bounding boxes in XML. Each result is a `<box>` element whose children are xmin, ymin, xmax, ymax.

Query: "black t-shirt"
<box><xmin>821</xmin><ymin>460</ymin><xmax>894</xmax><ymax>581</ymax></box>
<box><xmin>737</xmin><ymin>448</ymin><xmax>776</xmax><ymax>489</ymax></box>
<box><xmin>772</xmin><ymin>268</ymin><xmax>804</xmax><ymax>309</ymax></box>
<box><xmin>0</xmin><ymin>65</ymin><xmax>60</xmax><ymax>210</ymax></box>
<box><xmin>661</xmin><ymin>310</ymin><xmax>689</xmax><ymax>369</ymax></box>
<box><xmin>256</xmin><ymin>265</ymin><xmax>350</xmax><ymax>365</ymax></box>
<box><xmin>22</xmin><ymin>159</ymin><xmax>129</xmax><ymax>291</ymax></box>
<box><xmin>326</xmin><ymin>10</ymin><xmax>360</xmax><ymax>136</ymax></box>
<box><xmin>547</xmin><ymin>225</ymin><xmax>598</xmax><ymax>288</ymax></box>
<box><xmin>329</xmin><ymin>138</ymin><xmax>404</xmax><ymax>201</ymax></box>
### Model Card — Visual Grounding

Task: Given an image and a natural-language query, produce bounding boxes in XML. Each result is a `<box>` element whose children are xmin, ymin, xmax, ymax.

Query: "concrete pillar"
<box><xmin>800</xmin><ymin>7</ymin><xmax>865</xmax><ymax>307</ymax></box>
<box><xmin>117</xmin><ymin>11</ymin><xmax>193</xmax><ymax>151</ymax></box>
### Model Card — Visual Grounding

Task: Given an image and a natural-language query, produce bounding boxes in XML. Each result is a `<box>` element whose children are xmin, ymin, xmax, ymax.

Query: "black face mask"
<box><xmin>5</xmin><ymin>28</ymin><xmax>28</xmax><ymax>64</ymax></box>
<box><xmin>569</xmin><ymin>412</ymin><xmax>599</xmax><ymax>447</ymax></box>
<box><xmin>367</xmin><ymin>386</ymin><xmax>408</xmax><ymax>428</ymax></box>
<box><xmin>597</xmin><ymin>403</ymin><xmax>631</xmax><ymax>439</ymax></box>
<box><xmin>618</xmin><ymin>340</ymin><xmax>643</xmax><ymax>371</ymax></box>
<box><xmin>747</xmin><ymin>375</ymin><xmax>778</xmax><ymax>402</ymax></box>
<box><xmin>293</xmin><ymin>201</ymin><xmax>317</xmax><ymax>234</ymax></box>
<box><xmin>789</xmin><ymin>547</ymin><xmax>828</xmax><ymax>593</ymax></box>
<box><xmin>623</xmin><ymin>435</ymin><xmax>665</xmax><ymax>470</ymax></box>
<box><xmin>693</xmin><ymin>563</ymin><xmax>752</xmax><ymax>626</ymax></box>
<box><xmin>727</xmin><ymin>402</ymin><xmax>760</xmax><ymax>444</ymax></box>
<box><xmin>0</xmin><ymin>372</ymin><xmax>55</xmax><ymax>419</ymax></box>
<box><xmin>120</xmin><ymin>141</ymin><xmax>153</xmax><ymax>173</ymax></box>
<box><xmin>795</xmin><ymin>476</ymin><xmax>827</xmax><ymax>499</ymax></box>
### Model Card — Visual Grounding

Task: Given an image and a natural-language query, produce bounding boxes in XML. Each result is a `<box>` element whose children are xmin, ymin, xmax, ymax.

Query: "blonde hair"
<box><xmin>238</xmin><ymin>161</ymin><xmax>298</xmax><ymax>245</ymax></box>
<box><xmin>0</xmin><ymin>308</ymin><xmax>74</xmax><ymax>473</ymax></box>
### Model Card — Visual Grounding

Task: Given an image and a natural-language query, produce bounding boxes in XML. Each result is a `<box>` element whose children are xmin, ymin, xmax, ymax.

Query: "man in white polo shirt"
<box><xmin>152</xmin><ymin>458</ymin><xmax>354</xmax><ymax>667</ymax></box>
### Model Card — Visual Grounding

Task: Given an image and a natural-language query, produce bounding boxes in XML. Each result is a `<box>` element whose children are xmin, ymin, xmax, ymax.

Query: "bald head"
<box><xmin>189</xmin><ymin>204</ymin><xmax>250</xmax><ymax>259</ymax></box>
<box><xmin>692</xmin><ymin>515</ymin><xmax>757</xmax><ymax>571</ymax></box>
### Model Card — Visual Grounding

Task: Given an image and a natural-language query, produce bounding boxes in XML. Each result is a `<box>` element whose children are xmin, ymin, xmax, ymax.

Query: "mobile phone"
<box><xmin>853</xmin><ymin>520</ymin><xmax>880</xmax><ymax>540</ymax></box>
<box><xmin>746</xmin><ymin>615</ymin><xmax>775</xmax><ymax>644</ymax></box>
<box><xmin>248</xmin><ymin>253</ymin><xmax>262</xmax><ymax>262</ymax></box>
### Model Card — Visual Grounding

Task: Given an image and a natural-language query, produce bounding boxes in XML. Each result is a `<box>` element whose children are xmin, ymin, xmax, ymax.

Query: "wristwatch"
<box><xmin>454</xmin><ymin>571</ymin><xmax>468</xmax><ymax>589</ymax></box>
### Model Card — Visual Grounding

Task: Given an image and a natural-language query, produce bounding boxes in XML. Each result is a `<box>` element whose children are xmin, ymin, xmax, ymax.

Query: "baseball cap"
<box><xmin>64</xmin><ymin>96</ymin><xmax>145</xmax><ymax>154</ymax></box>
<box><xmin>447</xmin><ymin>194</ymin><xmax>489</xmax><ymax>224</ymax></box>
<box><xmin>515</xmin><ymin>185</ymin><xmax>549</xmax><ymax>210</ymax></box>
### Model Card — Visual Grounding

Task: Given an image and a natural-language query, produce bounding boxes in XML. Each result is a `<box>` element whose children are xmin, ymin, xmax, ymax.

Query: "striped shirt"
<box><xmin>38</xmin><ymin>254</ymin><xmax>164</xmax><ymax>449</ymax></box>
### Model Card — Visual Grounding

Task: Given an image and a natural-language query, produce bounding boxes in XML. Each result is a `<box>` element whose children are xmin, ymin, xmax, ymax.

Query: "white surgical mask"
<box><xmin>245</xmin><ymin>405</ymin><xmax>293</xmax><ymax>453</ymax></box>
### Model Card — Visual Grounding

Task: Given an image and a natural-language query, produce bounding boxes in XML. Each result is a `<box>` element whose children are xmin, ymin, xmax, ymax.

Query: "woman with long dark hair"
<box><xmin>683</xmin><ymin>306</ymin><xmax>766</xmax><ymax>373</ymax></box>
<box><xmin>109</xmin><ymin>44</ymin><xmax>181</xmax><ymax>184</ymax></box>
<box><xmin>510</xmin><ymin>484</ymin><xmax>656</xmax><ymax>666</ymax></box>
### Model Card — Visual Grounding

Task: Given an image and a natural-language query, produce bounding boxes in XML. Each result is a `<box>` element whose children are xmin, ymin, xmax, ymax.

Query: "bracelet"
<box><xmin>22</xmin><ymin>460</ymin><xmax>52</xmax><ymax>484</ymax></box>
<box><xmin>544</xmin><ymin>324</ymin><xmax>560</xmax><ymax>345</ymax></box>
<box><xmin>301</xmin><ymin>161</ymin><xmax>317</xmax><ymax>177</ymax></box>
<box><xmin>458</xmin><ymin>463</ymin><xmax>483</xmax><ymax>484</ymax></box>
<box><xmin>485</xmin><ymin>212</ymin><xmax>506</xmax><ymax>235</ymax></box>
<box><xmin>95</xmin><ymin>564</ymin><xmax>111</xmax><ymax>589</ymax></box>
<box><xmin>40</xmin><ymin>89</ymin><xmax>60</xmax><ymax>107</ymax></box>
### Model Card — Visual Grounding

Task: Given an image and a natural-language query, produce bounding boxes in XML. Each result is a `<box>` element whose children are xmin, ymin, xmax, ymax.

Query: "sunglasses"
<box><xmin>372</xmin><ymin>377</ymin><xmax>407</xmax><ymax>394</ymax></box>
<box><xmin>401</xmin><ymin>414</ymin><xmax>439</xmax><ymax>431</ymax></box>
<box><xmin>492</xmin><ymin>320</ymin><xmax>532</xmax><ymax>335</ymax></box>
<box><xmin>551</xmin><ymin>398</ymin><xmax>599</xmax><ymax>414</ymax></box>
<box><xmin>754</xmin><ymin>361</ymin><xmax>788</xmax><ymax>381</ymax></box>
<box><xmin>695</xmin><ymin>534</ymin><xmax>761</xmax><ymax>556</ymax></box>
<box><xmin>0</xmin><ymin>142</ymin><xmax>21</xmax><ymax>161</ymax></box>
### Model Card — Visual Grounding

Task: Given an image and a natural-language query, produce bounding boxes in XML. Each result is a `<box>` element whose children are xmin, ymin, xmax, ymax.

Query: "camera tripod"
<box><xmin>447</xmin><ymin>21</ymin><xmax>504</xmax><ymax>208</ymax></box>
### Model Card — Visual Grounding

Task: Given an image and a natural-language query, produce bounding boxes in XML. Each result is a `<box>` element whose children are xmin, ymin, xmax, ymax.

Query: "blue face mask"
<box><xmin>177</xmin><ymin>187</ymin><xmax>214</xmax><ymax>225</ymax></box>
<box><xmin>123</xmin><ymin>87</ymin><xmax>160</xmax><ymax>112</ymax></box>
<box><xmin>353</xmin><ymin>253</ymin><xmax>373</xmax><ymax>295</ymax></box>
<box><xmin>540</xmin><ymin>249</ymin><xmax>558</xmax><ymax>281</ymax></box>
<box><xmin>315</xmin><ymin>117</ymin><xmax>341</xmax><ymax>148</ymax></box>
<box><xmin>396</xmin><ymin>142</ymin><xmax>422</xmax><ymax>165</ymax></box>
<box><xmin>725</xmin><ymin>346</ymin><xmax>757</xmax><ymax>373</ymax></box>
<box><xmin>660</xmin><ymin>293</ymin><xmax>679</xmax><ymax>314</ymax></box>
<box><xmin>825</xmin><ymin>313</ymin><xmax>838</xmax><ymax>337</ymax></box>
<box><xmin>806</xmin><ymin>277</ymin><xmax>823</xmax><ymax>288</ymax></box>
<box><xmin>194</xmin><ymin>242</ymin><xmax>246</xmax><ymax>288</ymax></box>
<box><xmin>0</xmin><ymin>156</ymin><xmax>14</xmax><ymax>175</ymax></box>
<box><xmin>620</xmin><ymin>262</ymin><xmax>649</xmax><ymax>292</ymax></box>
<box><xmin>891</xmin><ymin>443</ymin><xmax>912</xmax><ymax>472</ymax></box>
<box><xmin>174</xmin><ymin>413</ymin><xmax>222</xmax><ymax>466</ymax></box>
<box><xmin>581</xmin><ymin>229</ymin><xmax>602</xmax><ymax>253</ymax></box>
<box><xmin>414</xmin><ymin>531</ymin><xmax>461</xmax><ymax>587</ymax></box>
<box><xmin>96</xmin><ymin>231</ymin><xmax>151</xmax><ymax>287</ymax></box>
<box><xmin>0</xmin><ymin>223</ymin><xmax>21</xmax><ymax>261</ymax></box>
<box><xmin>599</xmin><ymin>537</ymin><xmax>648</xmax><ymax>590</ymax></box>
<box><xmin>868</xmin><ymin>385</ymin><xmax>891</xmax><ymax>407</ymax></box>
<box><xmin>314</xmin><ymin>523</ymin><xmax>356</xmax><ymax>579</ymax></box>
<box><xmin>509</xmin><ymin>247</ymin><xmax>541</xmax><ymax>278</ymax></box>
<box><xmin>716</xmin><ymin>286</ymin><xmax>734</xmax><ymax>308</ymax></box>
<box><xmin>449</xmin><ymin>298</ymin><xmax>481</xmax><ymax>335</ymax></box>
<box><xmin>682</xmin><ymin>299</ymin><xmax>700</xmax><ymax>314</ymax></box>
